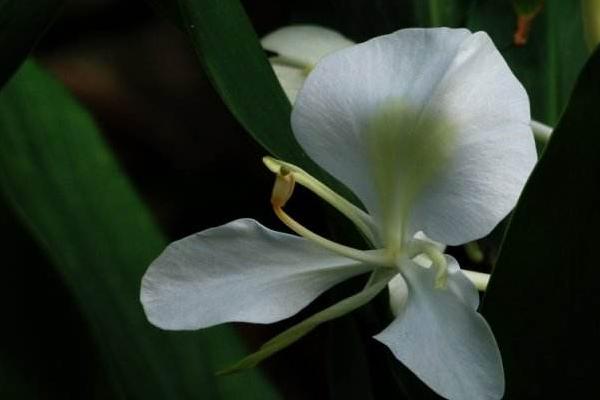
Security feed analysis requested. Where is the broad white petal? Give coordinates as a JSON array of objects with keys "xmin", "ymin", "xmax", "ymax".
[
  {"xmin": 375, "ymin": 260, "xmax": 503, "ymax": 400},
  {"xmin": 407, "ymin": 32, "xmax": 536, "ymax": 245},
  {"xmin": 262, "ymin": 25, "xmax": 354, "ymax": 68},
  {"xmin": 141, "ymin": 219, "xmax": 370, "ymax": 330},
  {"xmin": 291, "ymin": 27, "xmax": 535, "ymax": 247},
  {"xmin": 270, "ymin": 61, "xmax": 305, "ymax": 103}
]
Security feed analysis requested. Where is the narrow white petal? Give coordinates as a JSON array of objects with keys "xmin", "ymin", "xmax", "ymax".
[
  {"xmin": 270, "ymin": 61, "xmax": 305, "ymax": 103},
  {"xmin": 141, "ymin": 219, "xmax": 370, "ymax": 330},
  {"xmin": 262, "ymin": 25, "xmax": 354, "ymax": 68},
  {"xmin": 291, "ymin": 28, "xmax": 536, "ymax": 247},
  {"xmin": 387, "ymin": 274, "xmax": 408, "ymax": 316},
  {"xmin": 445, "ymin": 254, "xmax": 480, "ymax": 310},
  {"xmin": 375, "ymin": 259, "xmax": 503, "ymax": 400}
]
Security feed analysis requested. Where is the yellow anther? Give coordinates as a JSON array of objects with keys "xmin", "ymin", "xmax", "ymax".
[
  {"xmin": 271, "ymin": 168, "xmax": 295, "ymax": 208},
  {"xmin": 267, "ymin": 159, "xmax": 390, "ymax": 267},
  {"xmin": 407, "ymin": 239, "xmax": 448, "ymax": 289},
  {"xmin": 263, "ymin": 156, "xmax": 378, "ymax": 245}
]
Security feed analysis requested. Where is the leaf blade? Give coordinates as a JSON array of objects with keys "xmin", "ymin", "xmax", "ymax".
[
  {"xmin": 0, "ymin": 60, "xmax": 279, "ymax": 400},
  {"xmin": 481, "ymin": 46, "xmax": 600, "ymax": 398}
]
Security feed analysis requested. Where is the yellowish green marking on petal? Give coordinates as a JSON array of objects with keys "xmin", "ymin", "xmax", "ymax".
[{"xmin": 365, "ymin": 98, "xmax": 458, "ymax": 252}]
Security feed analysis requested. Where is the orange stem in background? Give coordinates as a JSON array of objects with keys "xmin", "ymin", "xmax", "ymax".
[{"xmin": 513, "ymin": 3, "xmax": 544, "ymax": 46}]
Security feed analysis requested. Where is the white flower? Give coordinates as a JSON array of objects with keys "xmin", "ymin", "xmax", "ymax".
[{"xmin": 140, "ymin": 27, "xmax": 537, "ymax": 400}]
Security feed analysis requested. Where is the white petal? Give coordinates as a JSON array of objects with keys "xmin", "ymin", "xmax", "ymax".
[
  {"xmin": 388, "ymin": 254, "xmax": 478, "ymax": 316},
  {"xmin": 291, "ymin": 27, "xmax": 536, "ymax": 247},
  {"xmin": 375, "ymin": 259, "xmax": 504, "ymax": 400},
  {"xmin": 407, "ymin": 32, "xmax": 537, "ymax": 245},
  {"xmin": 446, "ymin": 255, "xmax": 480, "ymax": 310},
  {"xmin": 262, "ymin": 25, "xmax": 354, "ymax": 69},
  {"xmin": 387, "ymin": 274, "xmax": 408, "ymax": 316},
  {"xmin": 270, "ymin": 60, "xmax": 305, "ymax": 103},
  {"xmin": 141, "ymin": 219, "xmax": 370, "ymax": 330}
]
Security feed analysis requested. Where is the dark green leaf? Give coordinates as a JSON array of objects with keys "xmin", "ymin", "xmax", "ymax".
[
  {"xmin": 176, "ymin": 0, "xmax": 303, "ymax": 166},
  {"xmin": 290, "ymin": 0, "xmax": 470, "ymax": 41},
  {"xmin": 0, "ymin": 60, "xmax": 279, "ymax": 399},
  {"xmin": 177, "ymin": 0, "xmax": 358, "ymax": 203},
  {"xmin": 481, "ymin": 46, "xmax": 600, "ymax": 398},
  {"xmin": 411, "ymin": 0, "xmax": 471, "ymax": 27},
  {"xmin": 468, "ymin": 0, "xmax": 588, "ymax": 125},
  {"xmin": 0, "ymin": 0, "xmax": 64, "ymax": 88},
  {"xmin": 512, "ymin": 0, "xmax": 543, "ymax": 16}
]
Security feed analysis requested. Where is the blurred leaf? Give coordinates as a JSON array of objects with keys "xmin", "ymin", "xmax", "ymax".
[
  {"xmin": 0, "ymin": 0, "xmax": 63, "ymax": 88},
  {"xmin": 0, "ymin": 195, "xmax": 120, "ymax": 400},
  {"xmin": 177, "ymin": 0, "xmax": 358, "ymax": 203},
  {"xmin": 468, "ymin": 0, "xmax": 588, "ymax": 125},
  {"xmin": 290, "ymin": 0, "xmax": 470, "ymax": 41},
  {"xmin": 411, "ymin": 0, "xmax": 471, "ymax": 27},
  {"xmin": 512, "ymin": 0, "xmax": 544, "ymax": 16},
  {"xmin": 0, "ymin": 360, "xmax": 37, "ymax": 399},
  {"xmin": 326, "ymin": 315, "xmax": 375, "ymax": 400},
  {"xmin": 0, "ymin": 61, "xmax": 279, "ymax": 400},
  {"xmin": 481, "ymin": 46, "xmax": 600, "ymax": 398},
  {"xmin": 290, "ymin": 0, "xmax": 413, "ymax": 41}
]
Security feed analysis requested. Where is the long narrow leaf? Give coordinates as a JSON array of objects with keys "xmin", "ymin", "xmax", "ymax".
[
  {"xmin": 0, "ymin": 61, "xmax": 279, "ymax": 400},
  {"xmin": 481, "ymin": 46, "xmax": 600, "ymax": 399}
]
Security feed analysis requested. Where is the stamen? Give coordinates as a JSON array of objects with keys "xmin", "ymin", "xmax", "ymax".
[
  {"xmin": 264, "ymin": 156, "xmax": 378, "ymax": 244},
  {"xmin": 271, "ymin": 168, "xmax": 295, "ymax": 208},
  {"xmin": 269, "ymin": 170, "xmax": 391, "ymax": 267},
  {"xmin": 408, "ymin": 240, "xmax": 448, "ymax": 288}
]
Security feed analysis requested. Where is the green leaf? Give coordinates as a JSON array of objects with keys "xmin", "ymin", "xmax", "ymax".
[
  {"xmin": 411, "ymin": 0, "xmax": 471, "ymax": 27},
  {"xmin": 0, "ymin": 61, "xmax": 279, "ymax": 400},
  {"xmin": 289, "ymin": 0, "xmax": 470, "ymax": 41},
  {"xmin": 176, "ymin": 0, "xmax": 358, "ymax": 203},
  {"xmin": 0, "ymin": 0, "xmax": 64, "ymax": 88},
  {"xmin": 176, "ymin": 0, "xmax": 303, "ymax": 165},
  {"xmin": 481, "ymin": 46, "xmax": 600, "ymax": 398},
  {"xmin": 468, "ymin": 0, "xmax": 588, "ymax": 125},
  {"xmin": 512, "ymin": 0, "xmax": 543, "ymax": 16}
]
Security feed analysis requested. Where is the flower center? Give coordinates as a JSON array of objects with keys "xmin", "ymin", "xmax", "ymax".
[
  {"xmin": 266, "ymin": 157, "xmax": 446, "ymax": 279},
  {"xmin": 264, "ymin": 156, "xmax": 490, "ymax": 291},
  {"xmin": 364, "ymin": 99, "xmax": 457, "ymax": 252}
]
